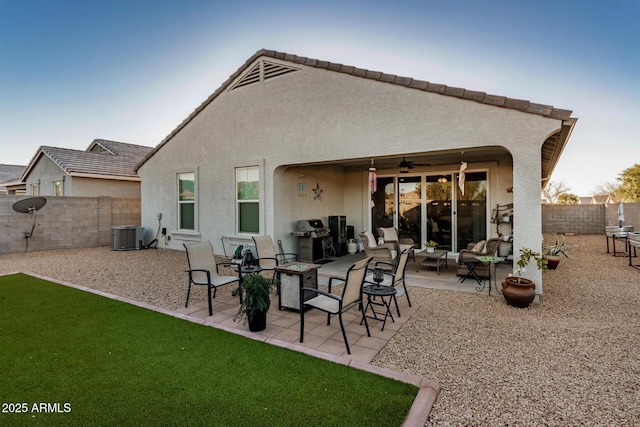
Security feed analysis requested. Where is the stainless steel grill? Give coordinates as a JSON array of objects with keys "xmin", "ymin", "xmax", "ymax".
[{"xmin": 292, "ymin": 219, "xmax": 329, "ymax": 262}]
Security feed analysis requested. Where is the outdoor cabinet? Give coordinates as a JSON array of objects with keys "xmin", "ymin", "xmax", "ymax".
[{"xmin": 275, "ymin": 263, "xmax": 321, "ymax": 310}]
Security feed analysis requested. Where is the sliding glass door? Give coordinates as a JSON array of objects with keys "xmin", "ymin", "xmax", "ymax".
[
  {"xmin": 455, "ymin": 171, "xmax": 487, "ymax": 251},
  {"xmin": 398, "ymin": 176, "xmax": 421, "ymax": 247},
  {"xmin": 371, "ymin": 171, "xmax": 487, "ymax": 252},
  {"xmin": 426, "ymin": 175, "xmax": 452, "ymax": 250}
]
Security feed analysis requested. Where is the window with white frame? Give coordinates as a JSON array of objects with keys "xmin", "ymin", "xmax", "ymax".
[
  {"xmin": 236, "ymin": 166, "xmax": 259, "ymax": 234},
  {"xmin": 31, "ymin": 183, "xmax": 39, "ymax": 195},
  {"xmin": 53, "ymin": 181, "xmax": 63, "ymax": 196},
  {"xmin": 178, "ymin": 172, "xmax": 195, "ymax": 230}
]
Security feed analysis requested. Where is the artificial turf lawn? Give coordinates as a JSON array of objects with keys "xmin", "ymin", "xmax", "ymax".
[{"xmin": 0, "ymin": 273, "xmax": 417, "ymax": 426}]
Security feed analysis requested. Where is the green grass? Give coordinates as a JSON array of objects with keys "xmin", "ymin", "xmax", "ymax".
[{"xmin": 0, "ymin": 274, "xmax": 417, "ymax": 426}]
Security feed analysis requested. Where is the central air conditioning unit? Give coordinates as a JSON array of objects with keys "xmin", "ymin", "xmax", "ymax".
[{"xmin": 111, "ymin": 226, "xmax": 145, "ymax": 251}]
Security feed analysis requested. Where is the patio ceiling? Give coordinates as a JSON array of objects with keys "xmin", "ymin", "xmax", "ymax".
[
  {"xmin": 285, "ymin": 146, "xmax": 510, "ymax": 174},
  {"xmin": 284, "ymin": 123, "xmax": 575, "ymax": 187}
]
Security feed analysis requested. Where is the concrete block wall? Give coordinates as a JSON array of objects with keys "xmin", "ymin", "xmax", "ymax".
[
  {"xmin": 605, "ymin": 201, "xmax": 640, "ymax": 227},
  {"xmin": 1, "ymin": 196, "xmax": 141, "ymax": 254},
  {"xmin": 542, "ymin": 204, "xmax": 604, "ymax": 234},
  {"xmin": 542, "ymin": 202, "xmax": 640, "ymax": 234}
]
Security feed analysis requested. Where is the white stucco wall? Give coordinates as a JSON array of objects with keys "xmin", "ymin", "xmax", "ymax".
[{"xmin": 138, "ymin": 56, "xmax": 563, "ymax": 291}]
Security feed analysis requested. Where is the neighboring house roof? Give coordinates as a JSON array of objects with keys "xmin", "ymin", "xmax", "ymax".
[
  {"xmin": 21, "ymin": 139, "xmax": 154, "ymax": 182},
  {"xmin": 0, "ymin": 164, "xmax": 27, "ymax": 193},
  {"xmin": 0, "ymin": 164, "xmax": 26, "ymax": 184},
  {"xmin": 137, "ymin": 48, "xmax": 577, "ymax": 179},
  {"xmin": 591, "ymin": 194, "xmax": 615, "ymax": 205},
  {"xmin": 578, "ymin": 197, "xmax": 592, "ymax": 205}
]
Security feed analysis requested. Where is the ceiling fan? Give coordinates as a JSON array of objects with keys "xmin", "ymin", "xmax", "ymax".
[{"xmin": 398, "ymin": 157, "xmax": 428, "ymax": 173}]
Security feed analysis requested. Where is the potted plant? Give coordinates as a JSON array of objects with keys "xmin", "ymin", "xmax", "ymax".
[
  {"xmin": 543, "ymin": 234, "xmax": 576, "ymax": 270},
  {"xmin": 232, "ymin": 273, "xmax": 276, "ymax": 332},
  {"xmin": 502, "ymin": 247, "xmax": 547, "ymax": 308},
  {"xmin": 424, "ymin": 240, "xmax": 437, "ymax": 253}
]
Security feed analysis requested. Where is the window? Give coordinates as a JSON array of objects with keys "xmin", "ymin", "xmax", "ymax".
[
  {"xmin": 31, "ymin": 184, "xmax": 39, "ymax": 195},
  {"xmin": 178, "ymin": 172, "xmax": 195, "ymax": 230},
  {"xmin": 236, "ymin": 166, "xmax": 259, "ymax": 233},
  {"xmin": 53, "ymin": 181, "xmax": 63, "ymax": 196}
]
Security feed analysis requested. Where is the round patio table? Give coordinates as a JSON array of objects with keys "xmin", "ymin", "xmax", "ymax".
[{"xmin": 362, "ymin": 284, "xmax": 397, "ymax": 331}]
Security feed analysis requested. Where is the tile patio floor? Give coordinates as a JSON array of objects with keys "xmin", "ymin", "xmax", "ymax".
[{"xmin": 174, "ymin": 252, "xmax": 512, "ymax": 364}]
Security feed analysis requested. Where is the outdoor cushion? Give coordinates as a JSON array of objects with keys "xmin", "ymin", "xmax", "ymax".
[
  {"xmin": 364, "ymin": 231, "xmax": 377, "ymax": 247},
  {"xmin": 471, "ymin": 240, "xmax": 486, "ymax": 253},
  {"xmin": 379, "ymin": 227, "xmax": 399, "ymax": 242}
]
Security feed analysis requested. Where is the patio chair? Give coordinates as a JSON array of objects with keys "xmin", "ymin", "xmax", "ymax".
[
  {"xmin": 456, "ymin": 238, "xmax": 501, "ymax": 278},
  {"xmin": 377, "ymin": 227, "xmax": 416, "ymax": 262},
  {"xmin": 183, "ymin": 241, "xmax": 240, "ymax": 316},
  {"xmin": 300, "ymin": 256, "xmax": 373, "ymax": 354},
  {"xmin": 369, "ymin": 246, "xmax": 414, "ymax": 317},
  {"xmin": 252, "ymin": 235, "xmax": 297, "ymax": 280},
  {"xmin": 359, "ymin": 231, "xmax": 397, "ymax": 268}
]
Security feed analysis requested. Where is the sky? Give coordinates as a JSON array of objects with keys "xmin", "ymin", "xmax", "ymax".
[{"xmin": 1, "ymin": 0, "xmax": 638, "ymax": 196}]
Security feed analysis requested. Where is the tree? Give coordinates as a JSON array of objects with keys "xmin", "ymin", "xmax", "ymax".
[
  {"xmin": 542, "ymin": 180, "xmax": 571, "ymax": 204},
  {"xmin": 557, "ymin": 193, "xmax": 579, "ymax": 204},
  {"xmin": 615, "ymin": 164, "xmax": 640, "ymax": 202}
]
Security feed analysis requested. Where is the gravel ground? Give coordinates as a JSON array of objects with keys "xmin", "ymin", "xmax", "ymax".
[{"xmin": 1, "ymin": 234, "xmax": 639, "ymax": 425}]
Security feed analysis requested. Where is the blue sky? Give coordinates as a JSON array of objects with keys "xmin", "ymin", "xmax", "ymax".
[{"xmin": 1, "ymin": 0, "xmax": 638, "ymax": 196}]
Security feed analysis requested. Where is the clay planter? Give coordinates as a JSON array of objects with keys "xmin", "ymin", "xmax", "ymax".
[
  {"xmin": 544, "ymin": 255, "xmax": 560, "ymax": 270},
  {"xmin": 502, "ymin": 277, "xmax": 536, "ymax": 308}
]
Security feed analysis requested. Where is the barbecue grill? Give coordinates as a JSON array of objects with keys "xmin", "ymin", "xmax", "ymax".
[{"xmin": 292, "ymin": 219, "xmax": 329, "ymax": 262}]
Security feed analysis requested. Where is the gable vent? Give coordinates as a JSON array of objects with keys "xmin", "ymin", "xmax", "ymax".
[{"xmin": 230, "ymin": 60, "xmax": 299, "ymax": 91}]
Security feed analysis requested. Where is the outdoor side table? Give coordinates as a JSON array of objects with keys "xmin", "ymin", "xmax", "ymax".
[
  {"xmin": 362, "ymin": 284, "xmax": 397, "ymax": 331},
  {"xmin": 475, "ymin": 256, "xmax": 505, "ymax": 295},
  {"xmin": 275, "ymin": 262, "xmax": 321, "ymax": 311},
  {"xmin": 459, "ymin": 259, "xmax": 483, "ymax": 287}
]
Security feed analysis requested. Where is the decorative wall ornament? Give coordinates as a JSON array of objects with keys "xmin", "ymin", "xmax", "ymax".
[
  {"xmin": 298, "ymin": 175, "xmax": 306, "ymax": 199},
  {"xmin": 313, "ymin": 182, "xmax": 323, "ymax": 201}
]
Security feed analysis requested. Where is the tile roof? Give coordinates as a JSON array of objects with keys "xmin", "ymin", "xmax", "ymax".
[
  {"xmin": 22, "ymin": 139, "xmax": 153, "ymax": 181},
  {"xmin": 137, "ymin": 48, "xmax": 576, "ymax": 170},
  {"xmin": 0, "ymin": 164, "xmax": 26, "ymax": 184}
]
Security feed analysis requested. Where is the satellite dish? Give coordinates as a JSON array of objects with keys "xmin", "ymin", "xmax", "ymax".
[
  {"xmin": 12, "ymin": 197, "xmax": 47, "ymax": 214},
  {"xmin": 12, "ymin": 197, "xmax": 47, "ymax": 251}
]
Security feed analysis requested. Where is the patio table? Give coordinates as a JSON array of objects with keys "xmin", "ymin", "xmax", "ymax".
[
  {"xmin": 416, "ymin": 249, "xmax": 448, "ymax": 274},
  {"xmin": 362, "ymin": 284, "xmax": 397, "ymax": 331}
]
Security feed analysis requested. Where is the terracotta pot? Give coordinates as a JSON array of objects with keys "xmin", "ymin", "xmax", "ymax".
[
  {"xmin": 502, "ymin": 277, "xmax": 536, "ymax": 308},
  {"xmin": 544, "ymin": 255, "xmax": 560, "ymax": 270}
]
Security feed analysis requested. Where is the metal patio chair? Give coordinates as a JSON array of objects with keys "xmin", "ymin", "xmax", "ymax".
[{"xmin": 183, "ymin": 241, "xmax": 239, "ymax": 316}]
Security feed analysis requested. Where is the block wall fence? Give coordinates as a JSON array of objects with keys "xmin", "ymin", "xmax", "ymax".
[
  {"xmin": 1, "ymin": 196, "xmax": 639, "ymax": 255},
  {"xmin": 542, "ymin": 202, "xmax": 640, "ymax": 234},
  {"xmin": 1, "ymin": 196, "xmax": 140, "ymax": 254}
]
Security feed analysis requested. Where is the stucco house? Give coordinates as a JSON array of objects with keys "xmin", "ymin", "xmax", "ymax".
[
  {"xmin": 21, "ymin": 139, "xmax": 153, "ymax": 198},
  {"xmin": 136, "ymin": 49, "xmax": 577, "ymax": 294}
]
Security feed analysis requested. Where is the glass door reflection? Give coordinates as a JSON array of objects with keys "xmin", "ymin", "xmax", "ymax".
[
  {"xmin": 398, "ymin": 176, "xmax": 422, "ymax": 247},
  {"xmin": 426, "ymin": 175, "xmax": 452, "ymax": 251}
]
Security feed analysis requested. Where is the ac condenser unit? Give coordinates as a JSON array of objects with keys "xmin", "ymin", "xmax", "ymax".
[{"xmin": 111, "ymin": 226, "xmax": 145, "ymax": 251}]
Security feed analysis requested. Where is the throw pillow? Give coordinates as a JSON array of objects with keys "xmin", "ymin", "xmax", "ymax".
[{"xmin": 471, "ymin": 240, "xmax": 486, "ymax": 253}]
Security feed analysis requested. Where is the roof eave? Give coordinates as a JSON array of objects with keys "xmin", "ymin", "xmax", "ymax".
[{"xmin": 68, "ymin": 172, "xmax": 141, "ymax": 181}]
